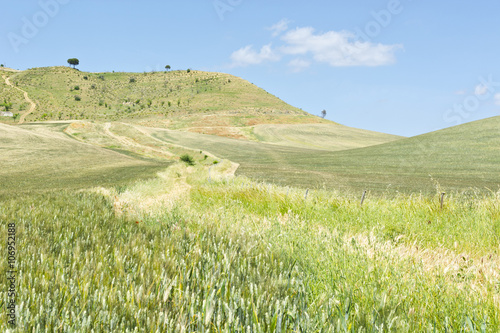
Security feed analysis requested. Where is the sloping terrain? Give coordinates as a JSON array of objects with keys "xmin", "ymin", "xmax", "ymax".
[
  {"xmin": 251, "ymin": 123, "xmax": 401, "ymax": 151},
  {"xmin": 0, "ymin": 122, "xmax": 170, "ymax": 196},
  {"xmin": 1, "ymin": 66, "xmax": 317, "ymax": 126},
  {"xmin": 0, "ymin": 66, "xmax": 402, "ymax": 148},
  {"xmin": 144, "ymin": 116, "xmax": 500, "ymax": 193}
]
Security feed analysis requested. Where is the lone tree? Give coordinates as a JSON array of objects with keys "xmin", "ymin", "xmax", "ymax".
[
  {"xmin": 321, "ymin": 109, "xmax": 327, "ymax": 118},
  {"xmin": 1, "ymin": 99, "xmax": 13, "ymax": 112},
  {"xmin": 67, "ymin": 58, "xmax": 79, "ymax": 69},
  {"xmin": 165, "ymin": 65, "xmax": 171, "ymax": 71}
]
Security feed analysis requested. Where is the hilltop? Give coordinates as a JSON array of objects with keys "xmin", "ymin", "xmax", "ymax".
[{"xmin": 0, "ymin": 66, "xmax": 322, "ymax": 129}]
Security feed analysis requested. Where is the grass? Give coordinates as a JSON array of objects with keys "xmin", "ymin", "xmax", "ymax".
[
  {"xmin": 1, "ymin": 65, "xmax": 499, "ymax": 331},
  {"xmin": 1, "ymin": 66, "xmax": 315, "ymax": 126},
  {"xmin": 251, "ymin": 123, "xmax": 402, "ymax": 151},
  {"xmin": 146, "ymin": 116, "xmax": 500, "ymax": 193},
  {"xmin": 0, "ymin": 122, "xmax": 170, "ymax": 197},
  {"xmin": 0, "ymin": 163, "xmax": 498, "ymax": 331}
]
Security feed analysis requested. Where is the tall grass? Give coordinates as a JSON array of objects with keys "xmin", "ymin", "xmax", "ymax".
[{"xmin": 0, "ymin": 167, "xmax": 498, "ymax": 331}]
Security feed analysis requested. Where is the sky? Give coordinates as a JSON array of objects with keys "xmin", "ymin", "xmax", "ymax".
[{"xmin": 1, "ymin": 0, "xmax": 500, "ymax": 136}]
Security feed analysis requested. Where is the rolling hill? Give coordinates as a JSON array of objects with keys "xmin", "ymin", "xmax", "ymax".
[
  {"xmin": 0, "ymin": 66, "xmax": 320, "ymax": 127},
  {"xmin": 0, "ymin": 122, "xmax": 170, "ymax": 196},
  {"xmin": 143, "ymin": 116, "xmax": 500, "ymax": 193},
  {"xmin": 2, "ymin": 66, "xmax": 498, "ymax": 194}
]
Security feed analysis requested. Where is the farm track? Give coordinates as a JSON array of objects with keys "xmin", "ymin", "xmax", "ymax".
[
  {"xmin": 2, "ymin": 75, "xmax": 36, "ymax": 124},
  {"xmin": 102, "ymin": 122, "xmax": 175, "ymax": 158}
]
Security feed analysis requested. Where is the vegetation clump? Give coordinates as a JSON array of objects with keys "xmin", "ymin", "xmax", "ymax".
[{"xmin": 180, "ymin": 153, "xmax": 195, "ymax": 165}]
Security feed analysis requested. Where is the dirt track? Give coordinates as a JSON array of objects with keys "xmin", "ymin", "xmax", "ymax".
[{"xmin": 2, "ymin": 75, "xmax": 36, "ymax": 124}]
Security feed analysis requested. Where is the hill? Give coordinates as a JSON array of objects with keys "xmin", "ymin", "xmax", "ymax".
[
  {"xmin": 0, "ymin": 122, "xmax": 170, "ymax": 196},
  {"xmin": 0, "ymin": 66, "xmax": 322, "ymax": 128},
  {"xmin": 250, "ymin": 123, "xmax": 401, "ymax": 151},
  {"xmin": 141, "ymin": 116, "xmax": 500, "ymax": 193}
]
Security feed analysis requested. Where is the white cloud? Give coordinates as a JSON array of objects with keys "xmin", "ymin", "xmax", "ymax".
[
  {"xmin": 268, "ymin": 19, "xmax": 290, "ymax": 37},
  {"xmin": 229, "ymin": 24, "xmax": 402, "ymax": 68},
  {"xmin": 475, "ymin": 84, "xmax": 488, "ymax": 96},
  {"xmin": 495, "ymin": 93, "xmax": 500, "ymax": 106},
  {"xmin": 288, "ymin": 58, "xmax": 311, "ymax": 72},
  {"xmin": 230, "ymin": 44, "xmax": 280, "ymax": 67},
  {"xmin": 281, "ymin": 27, "xmax": 402, "ymax": 67}
]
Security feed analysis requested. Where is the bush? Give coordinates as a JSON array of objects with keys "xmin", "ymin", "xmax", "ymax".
[
  {"xmin": 180, "ymin": 154, "xmax": 195, "ymax": 166},
  {"xmin": 83, "ymin": 76, "xmax": 88, "ymax": 80},
  {"xmin": 74, "ymin": 85, "xmax": 80, "ymax": 90},
  {"xmin": 129, "ymin": 77, "xmax": 136, "ymax": 83},
  {"xmin": 74, "ymin": 95, "xmax": 81, "ymax": 101},
  {"xmin": 187, "ymin": 69, "xmax": 191, "ymax": 73}
]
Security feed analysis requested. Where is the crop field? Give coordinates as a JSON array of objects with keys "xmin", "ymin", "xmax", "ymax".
[
  {"xmin": 251, "ymin": 123, "xmax": 402, "ymax": 151},
  {"xmin": 0, "ymin": 122, "xmax": 170, "ymax": 197},
  {"xmin": 1, "ymin": 66, "xmax": 499, "ymax": 331},
  {"xmin": 1, "ymin": 160, "xmax": 498, "ymax": 331},
  {"xmin": 145, "ymin": 116, "xmax": 500, "ymax": 193}
]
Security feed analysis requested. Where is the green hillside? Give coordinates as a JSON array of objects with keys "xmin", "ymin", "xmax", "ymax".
[
  {"xmin": 251, "ymin": 123, "xmax": 401, "ymax": 150},
  {"xmin": 144, "ymin": 116, "xmax": 500, "ymax": 193},
  {"xmin": 0, "ymin": 122, "xmax": 170, "ymax": 196},
  {"xmin": 0, "ymin": 66, "xmax": 320, "ymax": 127}
]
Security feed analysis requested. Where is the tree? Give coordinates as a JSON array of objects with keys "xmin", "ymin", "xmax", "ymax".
[
  {"xmin": 165, "ymin": 65, "xmax": 171, "ymax": 71},
  {"xmin": 67, "ymin": 58, "xmax": 79, "ymax": 69},
  {"xmin": 321, "ymin": 109, "xmax": 327, "ymax": 118},
  {"xmin": 1, "ymin": 99, "xmax": 12, "ymax": 112}
]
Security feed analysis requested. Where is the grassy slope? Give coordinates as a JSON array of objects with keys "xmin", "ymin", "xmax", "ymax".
[
  {"xmin": 3, "ymin": 66, "xmax": 316, "ymax": 124},
  {"xmin": 146, "ymin": 116, "xmax": 500, "ymax": 193},
  {"xmin": 0, "ymin": 122, "xmax": 170, "ymax": 196},
  {"xmin": 0, "ymin": 66, "xmax": 400, "ymax": 148},
  {"xmin": 251, "ymin": 123, "xmax": 401, "ymax": 151}
]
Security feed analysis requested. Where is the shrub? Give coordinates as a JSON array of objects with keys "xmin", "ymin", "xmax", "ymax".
[
  {"xmin": 74, "ymin": 85, "xmax": 80, "ymax": 90},
  {"xmin": 187, "ymin": 69, "xmax": 191, "ymax": 73},
  {"xmin": 180, "ymin": 154, "xmax": 195, "ymax": 166},
  {"xmin": 83, "ymin": 76, "xmax": 88, "ymax": 80},
  {"xmin": 74, "ymin": 95, "xmax": 81, "ymax": 101},
  {"xmin": 129, "ymin": 77, "xmax": 136, "ymax": 83}
]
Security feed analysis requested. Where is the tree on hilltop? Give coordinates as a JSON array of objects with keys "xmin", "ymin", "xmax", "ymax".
[
  {"xmin": 165, "ymin": 65, "xmax": 171, "ymax": 71},
  {"xmin": 67, "ymin": 58, "xmax": 80, "ymax": 69},
  {"xmin": 321, "ymin": 110, "xmax": 327, "ymax": 118}
]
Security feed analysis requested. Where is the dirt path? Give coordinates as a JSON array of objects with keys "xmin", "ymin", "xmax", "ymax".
[
  {"xmin": 2, "ymin": 75, "xmax": 36, "ymax": 124},
  {"xmin": 103, "ymin": 122, "xmax": 175, "ymax": 158}
]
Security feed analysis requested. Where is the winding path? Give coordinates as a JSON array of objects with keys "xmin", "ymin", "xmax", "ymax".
[{"xmin": 2, "ymin": 75, "xmax": 36, "ymax": 124}]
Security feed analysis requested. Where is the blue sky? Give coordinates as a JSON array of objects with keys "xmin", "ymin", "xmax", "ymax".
[{"xmin": 1, "ymin": 0, "xmax": 500, "ymax": 136}]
